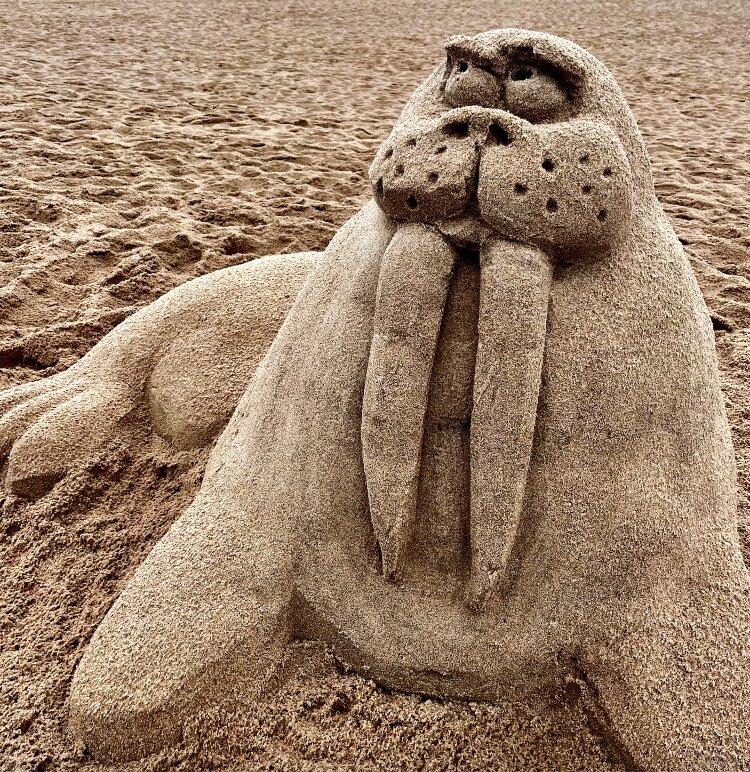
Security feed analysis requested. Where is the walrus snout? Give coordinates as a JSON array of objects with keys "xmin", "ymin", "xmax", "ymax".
[
  {"xmin": 371, "ymin": 97, "xmax": 635, "ymax": 258},
  {"xmin": 370, "ymin": 107, "xmax": 513, "ymax": 225},
  {"xmin": 478, "ymin": 117, "xmax": 635, "ymax": 256}
]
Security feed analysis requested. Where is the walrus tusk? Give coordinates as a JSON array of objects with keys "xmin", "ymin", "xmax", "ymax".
[
  {"xmin": 467, "ymin": 238, "xmax": 553, "ymax": 610},
  {"xmin": 361, "ymin": 224, "xmax": 458, "ymax": 580}
]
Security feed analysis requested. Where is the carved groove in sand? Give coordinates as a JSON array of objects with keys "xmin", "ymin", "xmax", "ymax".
[{"xmin": 1, "ymin": 28, "xmax": 748, "ymax": 771}]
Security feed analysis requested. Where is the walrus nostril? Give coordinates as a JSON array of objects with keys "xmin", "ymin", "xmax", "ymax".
[
  {"xmin": 579, "ymin": 153, "xmax": 590, "ymax": 164},
  {"xmin": 582, "ymin": 184, "xmax": 593, "ymax": 194},
  {"xmin": 514, "ymin": 183, "xmax": 528, "ymax": 195},
  {"xmin": 444, "ymin": 121, "xmax": 470, "ymax": 139},
  {"xmin": 546, "ymin": 198, "xmax": 558, "ymax": 213},
  {"xmin": 602, "ymin": 167, "xmax": 613, "ymax": 177},
  {"xmin": 542, "ymin": 159, "xmax": 555, "ymax": 172},
  {"xmin": 406, "ymin": 137, "xmax": 417, "ymax": 147},
  {"xmin": 406, "ymin": 195, "xmax": 419, "ymax": 209}
]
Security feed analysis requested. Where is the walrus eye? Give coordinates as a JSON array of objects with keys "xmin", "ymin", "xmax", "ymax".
[
  {"xmin": 505, "ymin": 63, "xmax": 572, "ymax": 123},
  {"xmin": 511, "ymin": 67, "xmax": 534, "ymax": 81},
  {"xmin": 443, "ymin": 56, "xmax": 502, "ymax": 109}
]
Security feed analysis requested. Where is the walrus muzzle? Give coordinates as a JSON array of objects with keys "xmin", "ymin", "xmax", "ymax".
[{"xmin": 361, "ymin": 222, "xmax": 552, "ymax": 609}]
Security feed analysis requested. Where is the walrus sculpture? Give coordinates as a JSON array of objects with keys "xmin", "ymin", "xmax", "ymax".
[{"xmin": 1, "ymin": 28, "xmax": 749, "ymax": 770}]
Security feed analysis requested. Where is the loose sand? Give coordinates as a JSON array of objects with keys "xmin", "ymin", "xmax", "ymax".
[{"xmin": 1, "ymin": 0, "xmax": 749, "ymax": 770}]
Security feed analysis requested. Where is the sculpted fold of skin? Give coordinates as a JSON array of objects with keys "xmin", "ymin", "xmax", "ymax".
[{"xmin": 2, "ymin": 28, "xmax": 749, "ymax": 771}]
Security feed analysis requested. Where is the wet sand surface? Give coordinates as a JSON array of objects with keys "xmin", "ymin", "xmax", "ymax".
[{"xmin": 1, "ymin": 0, "xmax": 748, "ymax": 769}]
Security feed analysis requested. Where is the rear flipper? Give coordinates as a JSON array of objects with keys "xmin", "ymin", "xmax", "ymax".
[{"xmin": 0, "ymin": 253, "xmax": 316, "ymax": 500}]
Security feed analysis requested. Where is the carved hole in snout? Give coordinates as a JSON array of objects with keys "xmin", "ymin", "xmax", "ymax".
[
  {"xmin": 597, "ymin": 208, "xmax": 608, "ymax": 222},
  {"xmin": 542, "ymin": 158, "xmax": 555, "ymax": 172},
  {"xmin": 428, "ymin": 172, "xmax": 439, "ymax": 184},
  {"xmin": 406, "ymin": 137, "xmax": 417, "ymax": 147},
  {"xmin": 444, "ymin": 121, "xmax": 470, "ymax": 139},
  {"xmin": 488, "ymin": 123, "xmax": 511, "ymax": 146},
  {"xmin": 602, "ymin": 167, "xmax": 613, "ymax": 177},
  {"xmin": 514, "ymin": 182, "xmax": 528, "ymax": 195},
  {"xmin": 582, "ymin": 184, "xmax": 593, "ymax": 194},
  {"xmin": 407, "ymin": 195, "xmax": 419, "ymax": 209},
  {"xmin": 546, "ymin": 198, "xmax": 558, "ymax": 213}
]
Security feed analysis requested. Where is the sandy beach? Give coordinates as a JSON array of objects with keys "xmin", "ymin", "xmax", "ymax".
[{"xmin": 1, "ymin": 0, "xmax": 749, "ymax": 769}]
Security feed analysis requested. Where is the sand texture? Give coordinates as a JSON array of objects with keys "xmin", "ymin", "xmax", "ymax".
[{"xmin": 1, "ymin": 1, "xmax": 750, "ymax": 770}]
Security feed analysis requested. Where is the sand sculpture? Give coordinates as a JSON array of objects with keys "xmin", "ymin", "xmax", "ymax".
[{"xmin": 1, "ymin": 28, "xmax": 748, "ymax": 770}]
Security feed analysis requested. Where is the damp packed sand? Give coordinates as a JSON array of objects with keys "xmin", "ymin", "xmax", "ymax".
[{"xmin": 1, "ymin": 0, "xmax": 749, "ymax": 770}]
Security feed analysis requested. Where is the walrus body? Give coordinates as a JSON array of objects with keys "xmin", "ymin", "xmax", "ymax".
[{"xmin": 64, "ymin": 29, "xmax": 750, "ymax": 770}]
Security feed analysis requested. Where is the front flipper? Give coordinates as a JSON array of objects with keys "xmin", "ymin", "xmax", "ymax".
[
  {"xmin": 577, "ymin": 567, "xmax": 750, "ymax": 771},
  {"xmin": 67, "ymin": 202, "xmax": 395, "ymax": 763},
  {"xmin": 68, "ymin": 397, "xmax": 297, "ymax": 762}
]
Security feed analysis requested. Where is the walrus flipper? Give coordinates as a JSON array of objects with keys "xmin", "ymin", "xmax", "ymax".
[
  {"xmin": 68, "ymin": 201, "xmax": 397, "ymax": 763},
  {"xmin": 68, "ymin": 421, "xmax": 297, "ymax": 762},
  {"xmin": 581, "ymin": 568, "xmax": 750, "ymax": 771}
]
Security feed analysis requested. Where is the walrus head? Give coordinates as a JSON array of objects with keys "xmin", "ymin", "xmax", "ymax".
[
  {"xmin": 363, "ymin": 30, "xmax": 660, "ymax": 607},
  {"xmin": 370, "ymin": 28, "xmax": 651, "ymax": 258}
]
